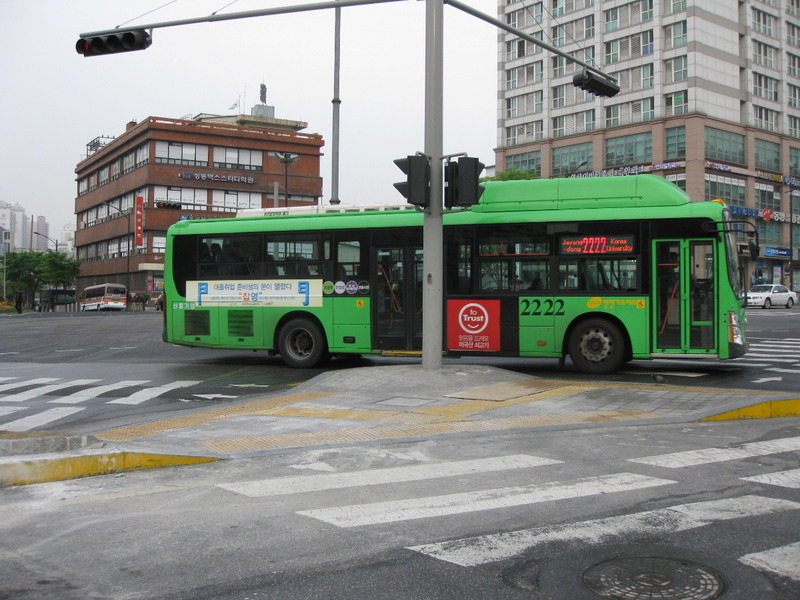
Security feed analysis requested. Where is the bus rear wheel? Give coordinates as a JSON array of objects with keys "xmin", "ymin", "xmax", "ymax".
[
  {"xmin": 278, "ymin": 318, "xmax": 328, "ymax": 368},
  {"xmin": 568, "ymin": 318, "xmax": 625, "ymax": 374}
]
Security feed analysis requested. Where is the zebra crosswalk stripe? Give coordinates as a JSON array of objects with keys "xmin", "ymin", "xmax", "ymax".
[
  {"xmin": 628, "ymin": 436, "xmax": 800, "ymax": 468},
  {"xmin": 0, "ymin": 379, "xmax": 103, "ymax": 403},
  {"xmin": 296, "ymin": 473, "xmax": 675, "ymax": 528},
  {"xmin": 106, "ymin": 380, "xmax": 201, "ymax": 405},
  {"xmin": 408, "ymin": 495, "xmax": 800, "ymax": 567},
  {"xmin": 740, "ymin": 541, "xmax": 800, "ymax": 582},
  {"xmin": 219, "ymin": 455, "xmax": 563, "ymax": 498},
  {"xmin": 1, "ymin": 407, "xmax": 84, "ymax": 432},
  {"xmin": 0, "ymin": 378, "xmax": 60, "ymax": 395},
  {"xmin": 48, "ymin": 380, "xmax": 152, "ymax": 404},
  {"xmin": 742, "ymin": 468, "xmax": 800, "ymax": 489}
]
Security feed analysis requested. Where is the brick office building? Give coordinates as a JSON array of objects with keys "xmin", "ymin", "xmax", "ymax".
[{"xmin": 74, "ymin": 114, "xmax": 324, "ymax": 297}]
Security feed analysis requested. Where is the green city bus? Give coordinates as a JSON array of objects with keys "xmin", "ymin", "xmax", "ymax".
[{"xmin": 162, "ymin": 175, "xmax": 748, "ymax": 374}]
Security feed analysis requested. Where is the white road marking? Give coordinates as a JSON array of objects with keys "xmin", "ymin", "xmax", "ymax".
[
  {"xmin": 409, "ymin": 495, "xmax": 800, "ymax": 567},
  {"xmin": 1, "ymin": 407, "xmax": 84, "ymax": 432},
  {"xmin": 629, "ymin": 437, "xmax": 800, "ymax": 468},
  {"xmin": 219, "ymin": 455, "xmax": 562, "ymax": 498},
  {"xmin": 752, "ymin": 377, "xmax": 783, "ymax": 383},
  {"xmin": 0, "ymin": 406, "xmax": 25, "ymax": 417},
  {"xmin": 740, "ymin": 542, "xmax": 800, "ymax": 581},
  {"xmin": 296, "ymin": 473, "xmax": 675, "ymax": 528},
  {"xmin": 48, "ymin": 380, "xmax": 152, "ymax": 404},
  {"xmin": 0, "ymin": 379, "xmax": 102, "ymax": 403},
  {"xmin": 766, "ymin": 367, "xmax": 800, "ymax": 374},
  {"xmin": 0, "ymin": 378, "xmax": 60, "ymax": 394},
  {"xmin": 742, "ymin": 468, "xmax": 800, "ymax": 489},
  {"xmin": 106, "ymin": 380, "xmax": 201, "ymax": 405}
]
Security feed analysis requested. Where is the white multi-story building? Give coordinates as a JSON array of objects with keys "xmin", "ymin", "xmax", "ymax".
[{"xmin": 495, "ymin": 0, "xmax": 800, "ymax": 286}]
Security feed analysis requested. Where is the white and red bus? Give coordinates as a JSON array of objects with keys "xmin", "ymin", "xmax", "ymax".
[{"xmin": 81, "ymin": 283, "xmax": 128, "ymax": 311}]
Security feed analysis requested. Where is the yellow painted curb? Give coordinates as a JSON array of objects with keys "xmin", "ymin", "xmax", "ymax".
[
  {"xmin": 0, "ymin": 452, "xmax": 218, "ymax": 487},
  {"xmin": 699, "ymin": 398, "xmax": 800, "ymax": 421}
]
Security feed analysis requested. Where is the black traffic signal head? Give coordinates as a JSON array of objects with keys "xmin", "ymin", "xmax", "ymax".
[
  {"xmin": 572, "ymin": 70, "xmax": 620, "ymax": 98},
  {"xmin": 444, "ymin": 156, "xmax": 485, "ymax": 208},
  {"xmin": 76, "ymin": 29, "xmax": 152, "ymax": 57},
  {"xmin": 394, "ymin": 155, "xmax": 430, "ymax": 207}
]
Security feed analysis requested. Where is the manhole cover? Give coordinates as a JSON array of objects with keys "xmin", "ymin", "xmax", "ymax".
[{"xmin": 581, "ymin": 556, "xmax": 726, "ymax": 600}]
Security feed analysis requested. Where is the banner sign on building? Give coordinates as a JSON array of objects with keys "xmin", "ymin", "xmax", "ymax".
[
  {"xmin": 447, "ymin": 300, "xmax": 501, "ymax": 351},
  {"xmin": 135, "ymin": 195, "xmax": 144, "ymax": 247}
]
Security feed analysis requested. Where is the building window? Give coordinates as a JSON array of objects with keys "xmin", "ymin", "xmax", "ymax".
[
  {"xmin": 584, "ymin": 15, "xmax": 595, "ymax": 38},
  {"xmin": 527, "ymin": 90, "xmax": 544, "ymax": 114},
  {"xmin": 789, "ymin": 83, "xmax": 800, "ymax": 108},
  {"xmin": 789, "ymin": 53, "xmax": 800, "ymax": 77},
  {"xmin": 154, "ymin": 186, "xmax": 209, "ymax": 210},
  {"xmin": 552, "ymin": 55, "xmax": 567, "ymax": 78},
  {"xmin": 506, "ymin": 96, "xmax": 519, "ymax": 119},
  {"xmin": 552, "ymin": 84, "xmax": 566, "ymax": 108},
  {"xmin": 666, "ymin": 126, "xmax": 686, "ymax": 159},
  {"xmin": 506, "ymin": 39, "xmax": 525, "ymax": 61},
  {"xmin": 755, "ymin": 139, "xmax": 781, "ymax": 171},
  {"xmin": 791, "ymin": 147, "xmax": 800, "ymax": 175},
  {"xmin": 605, "ymin": 40, "xmax": 620, "ymax": 64},
  {"xmin": 642, "ymin": 0, "xmax": 654, "ymax": 21},
  {"xmin": 605, "ymin": 7, "xmax": 619, "ymax": 32},
  {"xmin": 135, "ymin": 143, "xmax": 149, "ymax": 167},
  {"xmin": 606, "ymin": 132, "xmax": 652, "ymax": 167},
  {"xmin": 753, "ymin": 41, "xmax": 776, "ymax": 68},
  {"xmin": 642, "ymin": 63, "xmax": 654, "ymax": 88},
  {"xmin": 213, "ymin": 147, "xmax": 263, "ymax": 171},
  {"xmin": 665, "ymin": 21, "xmax": 687, "ymax": 49},
  {"xmin": 752, "ymin": 8, "xmax": 775, "ymax": 38},
  {"xmin": 641, "ymin": 97, "xmax": 655, "ymax": 120},
  {"xmin": 606, "ymin": 104, "xmax": 620, "ymax": 128},
  {"xmin": 552, "ymin": 116, "xmax": 566, "ymax": 137},
  {"xmin": 665, "ymin": 90, "xmax": 688, "ymax": 116},
  {"xmin": 155, "ymin": 142, "xmax": 209, "ymax": 167},
  {"xmin": 671, "ymin": 0, "xmax": 686, "ymax": 11},
  {"xmin": 641, "ymin": 30, "xmax": 654, "ymax": 55},
  {"xmin": 705, "ymin": 174, "xmax": 745, "ymax": 205},
  {"xmin": 753, "ymin": 73, "xmax": 779, "ymax": 101},
  {"xmin": 552, "ymin": 143, "xmax": 593, "ymax": 175},
  {"xmin": 666, "ymin": 55, "xmax": 687, "ymax": 82},
  {"xmin": 506, "ymin": 126, "xmax": 518, "ymax": 146},
  {"xmin": 506, "ymin": 151, "xmax": 541, "ymax": 175},
  {"xmin": 788, "ymin": 22, "xmax": 800, "ymax": 48},
  {"xmin": 753, "ymin": 105, "xmax": 777, "ymax": 131},
  {"xmin": 790, "ymin": 115, "xmax": 800, "ymax": 138},
  {"xmin": 553, "ymin": 0, "xmax": 565, "ymax": 18},
  {"xmin": 506, "ymin": 67, "xmax": 520, "ymax": 90},
  {"xmin": 552, "ymin": 24, "xmax": 566, "ymax": 47},
  {"xmin": 211, "ymin": 190, "xmax": 263, "ymax": 211},
  {"xmin": 705, "ymin": 127, "xmax": 745, "ymax": 165}
]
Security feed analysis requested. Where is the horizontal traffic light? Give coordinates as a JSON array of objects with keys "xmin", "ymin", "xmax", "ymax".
[
  {"xmin": 76, "ymin": 29, "xmax": 152, "ymax": 57},
  {"xmin": 572, "ymin": 70, "xmax": 620, "ymax": 98},
  {"xmin": 156, "ymin": 201, "xmax": 181, "ymax": 209}
]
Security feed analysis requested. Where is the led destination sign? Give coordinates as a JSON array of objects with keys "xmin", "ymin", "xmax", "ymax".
[{"xmin": 560, "ymin": 236, "xmax": 636, "ymax": 255}]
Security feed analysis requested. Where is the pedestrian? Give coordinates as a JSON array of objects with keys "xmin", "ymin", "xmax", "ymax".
[
  {"xmin": 139, "ymin": 295, "xmax": 147, "ymax": 312},
  {"xmin": 14, "ymin": 289, "xmax": 23, "ymax": 314}
]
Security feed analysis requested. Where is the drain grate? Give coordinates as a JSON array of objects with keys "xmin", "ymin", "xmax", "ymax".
[{"xmin": 581, "ymin": 556, "xmax": 726, "ymax": 600}]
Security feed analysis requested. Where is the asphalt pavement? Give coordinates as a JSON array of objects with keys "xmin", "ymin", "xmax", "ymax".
[{"xmin": 2, "ymin": 363, "xmax": 800, "ymax": 486}]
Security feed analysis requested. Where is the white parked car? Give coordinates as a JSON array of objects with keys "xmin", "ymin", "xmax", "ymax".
[{"xmin": 746, "ymin": 284, "xmax": 796, "ymax": 309}]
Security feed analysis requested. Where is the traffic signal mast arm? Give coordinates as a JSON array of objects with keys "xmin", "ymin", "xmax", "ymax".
[{"xmin": 444, "ymin": 0, "xmax": 619, "ymax": 97}]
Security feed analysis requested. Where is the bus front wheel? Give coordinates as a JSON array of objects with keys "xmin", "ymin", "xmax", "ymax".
[
  {"xmin": 568, "ymin": 318, "xmax": 625, "ymax": 374},
  {"xmin": 278, "ymin": 318, "xmax": 328, "ymax": 368}
]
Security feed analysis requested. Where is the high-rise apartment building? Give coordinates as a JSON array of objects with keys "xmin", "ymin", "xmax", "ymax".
[
  {"xmin": 74, "ymin": 113, "xmax": 324, "ymax": 296},
  {"xmin": 495, "ymin": 0, "xmax": 800, "ymax": 287}
]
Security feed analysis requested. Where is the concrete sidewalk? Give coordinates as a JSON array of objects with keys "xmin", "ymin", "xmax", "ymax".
[{"xmin": 2, "ymin": 364, "xmax": 800, "ymax": 485}]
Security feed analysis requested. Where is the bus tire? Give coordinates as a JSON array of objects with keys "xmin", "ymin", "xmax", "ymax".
[
  {"xmin": 278, "ymin": 318, "xmax": 328, "ymax": 368},
  {"xmin": 568, "ymin": 318, "xmax": 625, "ymax": 374}
]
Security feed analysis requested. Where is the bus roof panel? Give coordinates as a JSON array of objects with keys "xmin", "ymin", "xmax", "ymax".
[{"xmin": 477, "ymin": 174, "xmax": 690, "ymax": 212}]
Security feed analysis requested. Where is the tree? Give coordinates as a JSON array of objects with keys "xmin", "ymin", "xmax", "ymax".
[{"xmin": 4, "ymin": 251, "xmax": 81, "ymax": 305}]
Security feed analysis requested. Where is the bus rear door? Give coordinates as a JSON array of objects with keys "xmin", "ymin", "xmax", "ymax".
[{"xmin": 374, "ymin": 246, "xmax": 424, "ymax": 351}]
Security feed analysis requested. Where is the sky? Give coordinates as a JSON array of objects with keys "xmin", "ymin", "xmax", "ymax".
[{"xmin": 1, "ymin": 0, "xmax": 499, "ymax": 237}]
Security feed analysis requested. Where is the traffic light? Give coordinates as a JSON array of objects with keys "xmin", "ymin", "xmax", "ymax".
[
  {"xmin": 393, "ymin": 155, "xmax": 430, "ymax": 207},
  {"xmin": 76, "ymin": 29, "xmax": 152, "ymax": 57},
  {"xmin": 156, "ymin": 201, "xmax": 181, "ymax": 209},
  {"xmin": 444, "ymin": 156, "xmax": 485, "ymax": 208},
  {"xmin": 572, "ymin": 70, "xmax": 620, "ymax": 98}
]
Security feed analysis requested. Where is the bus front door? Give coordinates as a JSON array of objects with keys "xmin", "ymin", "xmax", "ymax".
[
  {"xmin": 374, "ymin": 246, "xmax": 424, "ymax": 351},
  {"xmin": 653, "ymin": 239, "xmax": 716, "ymax": 355}
]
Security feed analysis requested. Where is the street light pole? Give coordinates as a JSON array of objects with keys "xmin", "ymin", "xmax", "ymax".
[
  {"xmin": 277, "ymin": 152, "xmax": 298, "ymax": 207},
  {"xmin": 33, "ymin": 231, "xmax": 59, "ymax": 253}
]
